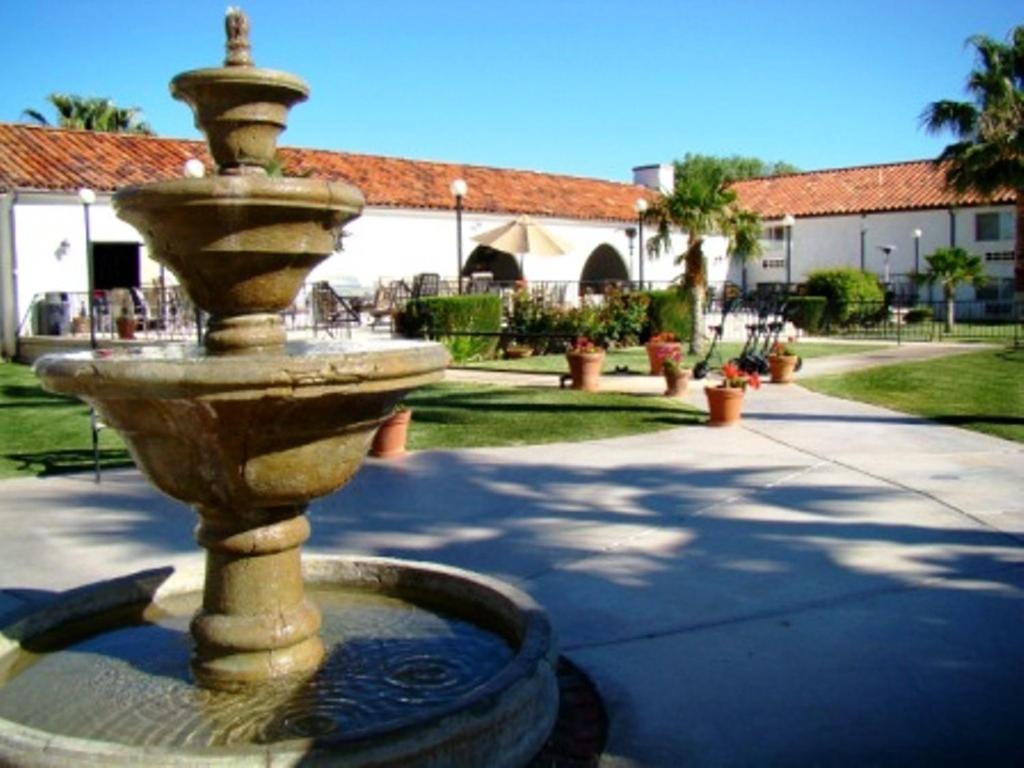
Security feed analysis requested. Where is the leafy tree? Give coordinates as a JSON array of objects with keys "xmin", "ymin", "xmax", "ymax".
[
  {"xmin": 644, "ymin": 159, "xmax": 762, "ymax": 353},
  {"xmin": 676, "ymin": 153, "xmax": 800, "ymax": 183},
  {"xmin": 22, "ymin": 93, "xmax": 153, "ymax": 135},
  {"xmin": 917, "ymin": 247, "xmax": 987, "ymax": 331},
  {"xmin": 921, "ymin": 25, "xmax": 1023, "ymax": 307}
]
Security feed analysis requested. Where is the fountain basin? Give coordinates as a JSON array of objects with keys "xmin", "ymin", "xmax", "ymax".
[
  {"xmin": 34, "ymin": 340, "xmax": 444, "ymax": 508},
  {"xmin": 0, "ymin": 556, "xmax": 560, "ymax": 767},
  {"xmin": 114, "ymin": 175, "xmax": 365, "ymax": 317}
]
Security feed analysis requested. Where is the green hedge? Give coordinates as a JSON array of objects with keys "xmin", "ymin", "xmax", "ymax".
[
  {"xmin": 904, "ymin": 306, "xmax": 933, "ymax": 324},
  {"xmin": 786, "ymin": 296, "xmax": 827, "ymax": 333},
  {"xmin": 396, "ymin": 295, "xmax": 501, "ymax": 362},
  {"xmin": 641, "ymin": 289, "xmax": 692, "ymax": 343},
  {"xmin": 804, "ymin": 268, "xmax": 884, "ymax": 326}
]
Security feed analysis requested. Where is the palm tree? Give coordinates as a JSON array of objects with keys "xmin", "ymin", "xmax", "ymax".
[
  {"xmin": 921, "ymin": 25, "xmax": 1023, "ymax": 308},
  {"xmin": 917, "ymin": 247, "xmax": 987, "ymax": 331},
  {"xmin": 22, "ymin": 93, "xmax": 154, "ymax": 135},
  {"xmin": 643, "ymin": 160, "xmax": 762, "ymax": 353}
]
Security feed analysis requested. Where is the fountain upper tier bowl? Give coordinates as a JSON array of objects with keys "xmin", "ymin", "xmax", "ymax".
[
  {"xmin": 34, "ymin": 340, "xmax": 446, "ymax": 509},
  {"xmin": 114, "ymin": 175, "xmax": 365, "ymax": 317}
]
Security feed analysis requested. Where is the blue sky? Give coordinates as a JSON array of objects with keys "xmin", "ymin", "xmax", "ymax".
[{"xmin": 2, "ymin": 1, "xmax": 1021, "ymax": 181}]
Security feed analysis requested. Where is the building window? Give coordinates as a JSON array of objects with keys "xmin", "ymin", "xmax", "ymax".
[
  {"xmin": 762, "ymin": 226, "xmax": 785, "ymax": 242},
  {"xmin": 984, "ymin": 250, "xmax": 1014, "ymax": 262},
  {"xmin": 762, "ymin": 257, "xmax": 785, "ymax": 269},
  {"xmin": 975, "ymin": 212, "xmax": 1014, "ymax": 241}
]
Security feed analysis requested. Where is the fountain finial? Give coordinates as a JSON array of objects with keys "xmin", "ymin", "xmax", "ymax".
[{"xmin": 224, "ymin": 7, "xmax": 253, "ymax": 66}]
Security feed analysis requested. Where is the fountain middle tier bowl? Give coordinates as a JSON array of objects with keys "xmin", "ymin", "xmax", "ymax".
[
  {"xmin": 34, "ymin": 339, "xmax": 447, "ymax": 509},
  {"xmin": 114, "ymin": 175, "xmax": 365, "ymax": 316}
]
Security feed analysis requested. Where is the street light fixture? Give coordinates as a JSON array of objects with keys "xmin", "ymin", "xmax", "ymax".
[
  {"xmin": 635, "ymin": 198, "xmax": 648, "ymax": 288},
  {"xmin": 912, "ymin": 228, "xmax": 922, "ymax": 276},
  {"xmin": 860, "ymin": 218, "xmax": 868, "ymax": 271},
  {"xmin": 78, "ymin": 188, "xmax": 97, "ymax": 349},
  {"xmin": 782, "ymin": 214, "xmax": 795, "ymax": 289},
  {"xmin": 451, "ymin": 179, "xmax": 468, "ymax": 294}
]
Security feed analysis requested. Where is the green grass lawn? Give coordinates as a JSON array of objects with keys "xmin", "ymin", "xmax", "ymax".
[
  {"xmin": 802, "ymin": 346, "xmax": 1024, "ymax": 443},
  {"xmin": 0, "ymin": 363, "xmax": 700, "ymax": 479},
  {"xmin": 0, "ymin": 362, "xmax": 131, "ymax": 479},
  {"xmin": 462, "ymin": 341, "xmax": 891, "ymax": 374},
  {"xmin": 406, "ymin": 382, "xmax": 700, "ymax": 449}
]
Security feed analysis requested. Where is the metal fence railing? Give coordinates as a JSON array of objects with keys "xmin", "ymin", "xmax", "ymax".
[{"xmin": 814, "ymin": 299, "xmax": 1021, "ymax": 345}]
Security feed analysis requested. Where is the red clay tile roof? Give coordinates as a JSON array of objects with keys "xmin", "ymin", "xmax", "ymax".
[
  {"xmin": 0, "ymin": 123, "xmax": 647, "ymax": 222},
  {"xmin": 732, "ymin": 159, "xmax": 1015, "ymax": 219}
]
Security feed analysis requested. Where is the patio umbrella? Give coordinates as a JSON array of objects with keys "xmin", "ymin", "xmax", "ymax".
[{"xmin": 471, "ymin": 215, "xmax": 570, "ymax": 276}]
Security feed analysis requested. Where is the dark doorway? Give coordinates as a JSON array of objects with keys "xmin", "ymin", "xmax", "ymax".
[
  {"xmin": 580, "ymin": 244, "xmax": 628, "ymax": 287},
  {"xmin": 462, "ymin": 245, "xmax": 522, "ymax": 282},
  {"xmin": 92, "ymin": 242, "xmax": 141, "ymax": 290}
]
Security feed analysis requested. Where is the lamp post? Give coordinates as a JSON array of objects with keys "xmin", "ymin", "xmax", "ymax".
[
  {"xmin": 451, "ymin": 179, "xmax": 467, "ymax": 294},
  {"xmin": 860, "ymin": 219, "xmax": 868, "ymax": 271},
  {"xmin": 635, "ymin": 198, "xmax": 648, "ymax": 289},
  {"xmin": 78, "ymin": 188, "xmax": 97, "ymax": 349},
  {"xmin": 184, "ymin": 159, "xmax": 207, "ymax": 342},
  {"xmin": 912, "ymin": 228, "xmax": 922, "ymax": 276},
  {"xmin": 782, "ymin": 213, "xmax": 795, "ymax": 290}
]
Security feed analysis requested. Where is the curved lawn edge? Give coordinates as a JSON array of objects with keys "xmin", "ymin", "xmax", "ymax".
[{"xmin": 405, "ymin": 382, "xmax": 702, "ymax": 451}]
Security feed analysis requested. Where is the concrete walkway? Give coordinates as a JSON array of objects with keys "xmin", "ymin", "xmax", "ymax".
[{"xmin": 2, "ymin": 342, "xmax": 1022, "ymax": 766}]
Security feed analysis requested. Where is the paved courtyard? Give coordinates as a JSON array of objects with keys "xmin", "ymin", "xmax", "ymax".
[{"xmin": 1, "ymin": 343, "xmax": 1022, "ymax": 765}]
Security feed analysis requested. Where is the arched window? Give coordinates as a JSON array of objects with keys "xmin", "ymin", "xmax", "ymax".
[
  {"xmin": 462, "ymin": 245, "xmax": 523, "ymax": 282},
  {"xmin": 580, "ymin": 244, "xmax": 628, "ymax": 292}
]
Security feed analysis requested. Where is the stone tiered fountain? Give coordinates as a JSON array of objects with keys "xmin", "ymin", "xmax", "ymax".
[{"xmin": 0, "ymin": 10, "xmax": 557, "ymax": 766}]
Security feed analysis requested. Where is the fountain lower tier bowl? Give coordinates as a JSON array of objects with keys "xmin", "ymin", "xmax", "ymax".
[
  {"xmin": 34, "ymin": 339, "xmax": 446, "ymax": 509},
  {"xmin": 0, "ymin": 556, "xmax": 560, "ymax": 767},
  {"xmin": 114, "ymin": 175, "xmax": 365, "ymax": 317}
]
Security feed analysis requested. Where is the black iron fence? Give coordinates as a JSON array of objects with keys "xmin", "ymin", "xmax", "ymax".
[{"xmin": 811, "ymin": 299, "xmax": 1020, "ymax": 344}]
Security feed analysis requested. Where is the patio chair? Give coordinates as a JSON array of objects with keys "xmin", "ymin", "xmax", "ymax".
[
  {"xmin": 411, "ymin": 272, "xmax": 440, "ymax": 299},
  {"xmin": 312, "ymin": 281, "xmax": 361, "ymax": 337}
]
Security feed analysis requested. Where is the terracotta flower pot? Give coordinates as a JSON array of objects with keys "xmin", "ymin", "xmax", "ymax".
[
  {"xmin": 370, "ymin": 409, "xmax": 412, "ymax": 458},
  {"xmin": 663, "ymin": 367, "xmax": 691, "ymax": 397},
  {"xmin": 769, "ymin": 354, "xmax": 798, "ymax": 384},
  {"xmin": 505, "ymin": 345, "xmax": 533, "ymax": 360},
  {"xmin": 704, "ymin": 386, "xmax": 745, "ymax": 426},
  {"xmin": 566, "ymin": 350, "xmax": 605, "ymax": 392},
  {"xmin": 115, "ymin": 315, "xmax": 136, "ymax": 340},
  {"xmin": 646, "ymin": 341, "xmax": 683, "ymax": 375}
]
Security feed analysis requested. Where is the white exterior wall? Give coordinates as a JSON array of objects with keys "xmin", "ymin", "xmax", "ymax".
[
  {"xmin": 6, "ymin": 192, "xmax": 1013, "ymax": 342},
  {"xmin": 7, "ymin": 195, "xmax": 688, "ymax": 335},
  {"xmin": 11, "ymin": 194, "xmax": 155, "ymax": 330},
  {"xmin": 746, "ymin": 204, "xmax": 1015, "ymax": 299},
  {"xmin": 309, "ymin": 207, "xmax": 682, "ymax": 291}
]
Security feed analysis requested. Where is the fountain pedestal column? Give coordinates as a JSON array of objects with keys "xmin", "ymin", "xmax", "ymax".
[{"xmin": 191, "ymin": 505, "xmax": 323, "ymax": 687}]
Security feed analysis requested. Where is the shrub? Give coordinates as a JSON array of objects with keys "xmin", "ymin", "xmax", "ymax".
[
  {"xmin": 786, "ymin": 296, "xmax": 827, "ymax": 333},
  {"xmin": 591, "ymin": 288, "xmax": 649, "ymax": 347},
  {"xmin": 503, "ymin": 288, "xmax": 650, "ymax": 352},
  {"xmin": 804, "ymin": 268, "xmax": 884, "ymax": 326},
  {"xmin": 904, "ymin": 306, "xmax": 933, "ymax": 324},
  {"xmin": 642, "ymin": 289, "xmax": 692, "ymax": 343},
  {"xmin": 396, "ymin": 295, "xmax": 501, "ymax": 362}
]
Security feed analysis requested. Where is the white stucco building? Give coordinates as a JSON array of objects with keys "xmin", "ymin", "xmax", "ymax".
[{"xmin": 0, "ymin": 123, "xmax": 1017, "ymax": 359}]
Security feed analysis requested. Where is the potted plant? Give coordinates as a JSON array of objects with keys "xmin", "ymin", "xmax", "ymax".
[
  {"xmin": 565, "ymin": 336, "xmax": 605, "ymax": 392},
  {"xmin": 768, "ymin": 341, "xmax": 800, "ymax": 384},
  {"xmin": 505, "ymin": 341, "xmax": 534, "ymax": 359},
  {"xmin": 115, "ymin": 310, "xmax": 136, "ymax": 340},
  {"xmin": 645, "ymin": 331, "xmax": 682, "ymax": 375},
  {"xmin": 661, "ymin": 351, "xmax": 691, "ymax": 397},
  {"xmin": 705, "ymin": 362, "xmax": 760, "ymax": 426},
  {"xmin": 370, "ymin": 406, "xmax": 412, "ymax": 458},
  {"xmin": 71, "ymin": 307, "xmax": 90, "ymax": 336}
]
